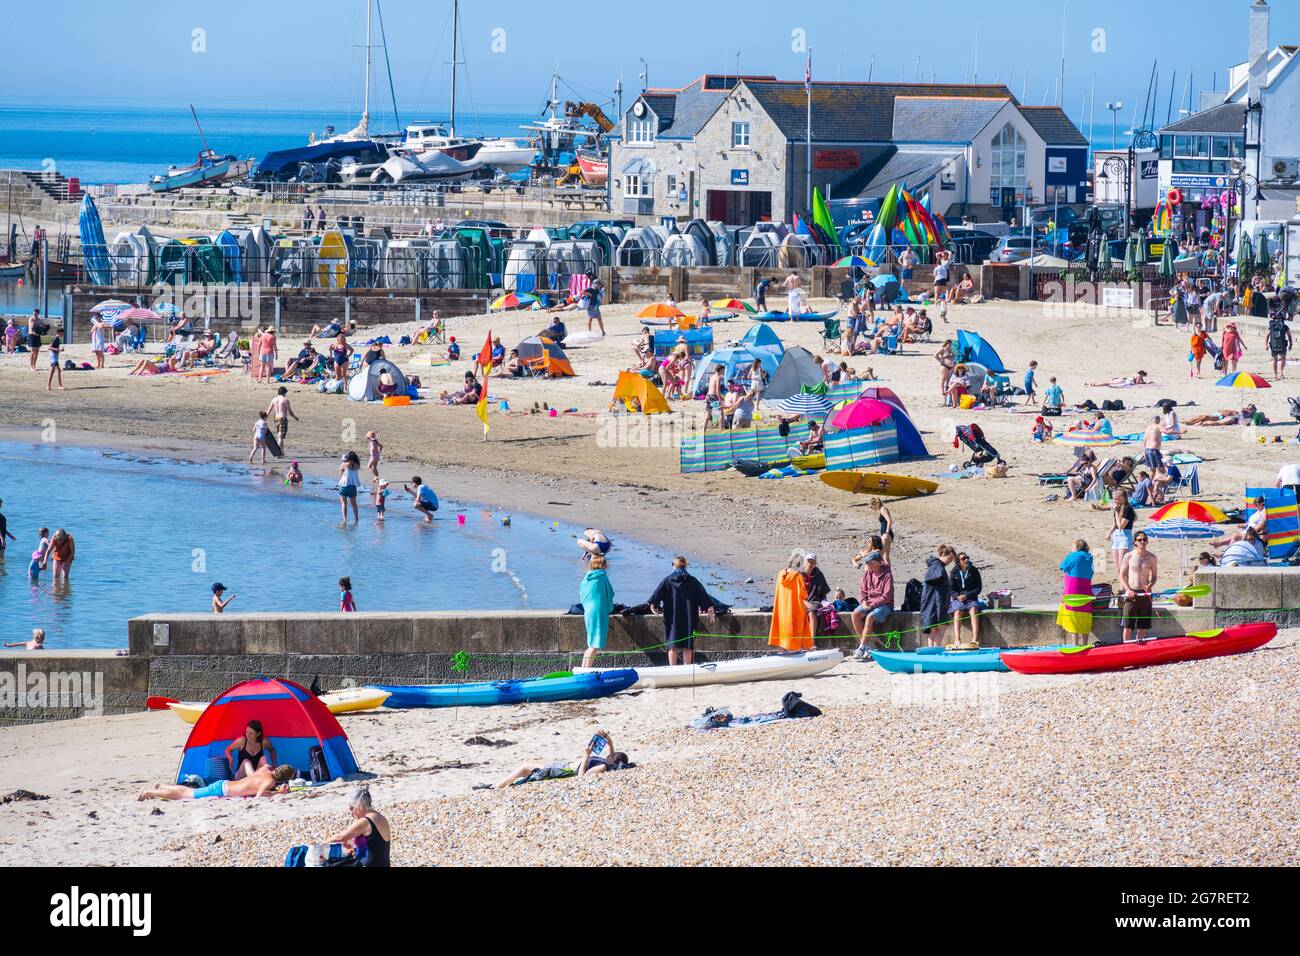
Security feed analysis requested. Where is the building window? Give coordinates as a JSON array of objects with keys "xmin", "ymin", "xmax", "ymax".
[
  {"xmin": 732, "ymin": 121, "xmax": 751, "ymax": 148},
  {"xmin": 990, "ymin": 122, "xmax": 1026, "ymax": 194},
  {"xmin": 624, "ymin": 173, "xmax": 652, "ymax": 198},
  {"xmin": 627, "ymin": 117, "xmax": 655, "ymax": 144}
]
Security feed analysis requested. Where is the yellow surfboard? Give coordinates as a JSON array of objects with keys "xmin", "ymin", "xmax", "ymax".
[{"xmin": 820, "ymin": 471, "xmax": 939, "ymax": 497}]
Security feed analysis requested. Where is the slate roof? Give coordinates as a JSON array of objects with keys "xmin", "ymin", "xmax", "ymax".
[
  {"xmin": 892, "ymin": 96, "xmax": 1009, "ymax": 143},
  {"xmin": 636, "ymin": 75, "xmax": 777, "ymax": 139},
  {"xmin": 743, "ymin": 80, "xmax": 1017, "ymax": 142},
  {"xmin": 1018, "ymin": 106, "xmax": 1089, "ymax": 146},
  {"xmin": 1158, "ymin": 101, "xmax": 1247, "ymax": 135},
  {"xmin": 848, "ymin": 149, "xmax": 962, "ymax": 198}
]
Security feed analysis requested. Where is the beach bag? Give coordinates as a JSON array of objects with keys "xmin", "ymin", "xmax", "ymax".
[
  {"xmin": 284, "ymin": 845, "xmax": 309, "ymax": 867},
  {"xmin": 781, "ymin": 691, "xmax": 821, "ymax": 719},
  {"xmin": 308, "ymin": 745, "xmax": 330, "ymax": 784},
  {"xmin": 816, "ymin": 604, "xmax": 840, "ymax": 634},
  {"xmin": 901, "ymin": 578, "xmax": 923, "ymax": 612},
  {"xmin": 1101, "ymin": 399, "xmax": 1124, "ymax": 411}
]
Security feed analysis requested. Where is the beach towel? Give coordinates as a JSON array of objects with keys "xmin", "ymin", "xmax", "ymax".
[{"xmin": 768, "ymin": 568, "xmax": 815, "ymax": 651}]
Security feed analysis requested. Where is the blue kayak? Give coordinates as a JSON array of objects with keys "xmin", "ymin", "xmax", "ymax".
[
  {"xmin": 871, "ymin": 646, "xmax": 1065, "ymax": 674},
  {"xmin": 752, "ymin": 310, "xmax": 838, "ymax": 323},
  {"xmin": 370, "ymin": 669, "xmax": 638, "ymax": 708}
]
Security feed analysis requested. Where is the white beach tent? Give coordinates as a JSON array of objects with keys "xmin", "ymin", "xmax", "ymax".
[{"xmin": 348, "ymin": 358, "xmax": 410, "ymax": 402}]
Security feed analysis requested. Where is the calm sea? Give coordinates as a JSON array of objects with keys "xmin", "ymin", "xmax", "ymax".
[
  {"xmin": 0, "ymin": 104, "xmax": 535, "ymax": 186},
  {"xmin": 0, "ymin": 441, "xmax": 760, "ymax": 649}
]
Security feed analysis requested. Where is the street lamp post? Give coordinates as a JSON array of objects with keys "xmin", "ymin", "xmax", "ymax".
[
  {"xmin": 1100, "ymin": 156, "xmax": 1129, "ymax": 238},
  {"xmin": 1224, "ymin": 173, "xmax": 1264, "ymax": 288},
  {"xmin": 1106, "ymin": 101, "xmax": 1123, "ymax": 151}
]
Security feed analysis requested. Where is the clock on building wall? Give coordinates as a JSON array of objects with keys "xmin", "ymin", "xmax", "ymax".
[{"xmin": 633, "ymin": 101, "xmax": 646, "ymax": 117}]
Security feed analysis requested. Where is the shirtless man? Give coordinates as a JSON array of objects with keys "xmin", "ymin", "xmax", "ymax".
[
  {"xmin": 1142, "ymin": 415, "xmax": 1163, "ymax": 470},
  {"xmin": 266, "ymin": 387, "xmax": 300, "ymax": 452},
  {"xmin": 782, "ymin": 272, "xmax": 806, "ymax": 315},
  {"xmin": 1118, "ymin": 531, "xmax": 1158, "ymax": 642},
  {"xmin": 138, "ymin": 764, "xmax": 295, "ymax": 801}
]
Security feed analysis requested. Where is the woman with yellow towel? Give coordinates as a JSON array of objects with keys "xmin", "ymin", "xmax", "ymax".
[{"xmin": 769, "ymin": 553, "xmax": 825, "ymax": 651}]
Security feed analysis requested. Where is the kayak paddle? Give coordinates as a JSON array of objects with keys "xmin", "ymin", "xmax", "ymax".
[{"xmin": 1059, "ymin": 584, "xmax": 1210, "ymax": 608}]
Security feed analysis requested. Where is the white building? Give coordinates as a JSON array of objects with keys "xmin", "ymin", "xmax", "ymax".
[{"xmin": 608, "ymin": 75, "xmax": 1088, "ymax": 227}]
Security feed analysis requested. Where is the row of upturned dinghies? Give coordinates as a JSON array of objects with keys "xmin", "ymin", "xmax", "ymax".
[{"xmin": 91, "ymin": 217, "xmax": 839, "ymax": 292}]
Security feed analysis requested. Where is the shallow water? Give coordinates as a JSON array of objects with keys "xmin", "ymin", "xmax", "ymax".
[{"xmin": 0, "ymin": 441, "xmax": 760, "ymax": 649}]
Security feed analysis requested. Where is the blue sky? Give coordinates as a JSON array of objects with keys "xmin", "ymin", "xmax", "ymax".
[{"xmin": 5, "ymin": 0, "xmax": 1296, "ymax": 129}]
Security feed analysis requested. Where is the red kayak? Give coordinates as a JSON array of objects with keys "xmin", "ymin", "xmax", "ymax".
[{"xmin": 1002, "ymin": 622, "xmax": 1277, "ymax": 674}]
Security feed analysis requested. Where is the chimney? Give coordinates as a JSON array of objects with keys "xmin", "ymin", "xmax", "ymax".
[{"xmin": 1248, "ymin": 0, "xmax": 1270, "ymax": 102}]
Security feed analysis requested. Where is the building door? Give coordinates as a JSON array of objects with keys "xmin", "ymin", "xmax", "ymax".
[{"xmin": 706, "ymin": 190, "xmax": 772, "ymax": 226}]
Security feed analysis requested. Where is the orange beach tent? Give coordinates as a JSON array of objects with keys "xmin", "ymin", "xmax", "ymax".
[{"xmin": 612, "ymin": 371, "xmax": 672, "ymax": 414}]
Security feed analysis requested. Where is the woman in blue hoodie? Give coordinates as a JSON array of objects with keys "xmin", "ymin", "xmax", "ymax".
[{"xmin": 580, "ymin": 554, "xmax": 615, "ymax": 668}]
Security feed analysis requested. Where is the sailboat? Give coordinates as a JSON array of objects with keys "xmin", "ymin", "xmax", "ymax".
[
  {"xmin": 254, "ymin": 0, "xmax": 394, "ymax": 182},
  {"xmin": 148, "ymin": 107, "xmax": 249, "ymax": 192},
  {"xmin": 393, "ymin": 0, "xmax": 531, "ymax": 173}
]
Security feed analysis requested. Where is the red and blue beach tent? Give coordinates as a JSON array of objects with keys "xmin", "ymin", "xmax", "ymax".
[{"xmin": 175, "ymin": 677, "xmax": 359, "ymax": 784}]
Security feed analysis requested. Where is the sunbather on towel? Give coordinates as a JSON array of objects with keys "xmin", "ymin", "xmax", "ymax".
[
  {"xmin": 138, "ymin": 764, "xmax": 295, "ymax": 801},
  {"xmin": 1087, "ymin": 370, "xmax": 1149, "ymax": 387},
  {"xmin": 1184, "ymin": 404, "xmax": 1255, "ymax": 426},
  {"xmin": 487, "ymin": 730, "xmax": 630, "ymax": 789}
]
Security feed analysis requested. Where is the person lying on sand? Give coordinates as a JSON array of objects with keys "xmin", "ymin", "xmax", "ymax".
[
  {"xmin": 1185, "ymin": 404, "xmax": 1255, "ymax": 426},
  {"xmin": 1087, "ymin": 370, "xmax": 1148, "ymax": 387},
  {"xmin": 485, "ymin": 730, "xmax": 630, "ymax": 789},
  {"xmin": 439, "ymin": 371, "xmax": 482, "ymax": 405},
  {"xmin": 138, "ymin": 764, "xmax": 295, "ymax": 801}
]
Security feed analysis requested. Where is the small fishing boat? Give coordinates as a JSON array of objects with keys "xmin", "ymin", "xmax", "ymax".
[
  {"xmin": 149, "ymin": 106, "xmax": 244, "ymax": 192},
  {"xmin": 576, "ymin": 149, "xmax": 608, "ymax": 186}
]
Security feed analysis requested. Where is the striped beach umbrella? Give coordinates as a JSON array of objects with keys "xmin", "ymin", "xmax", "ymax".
[
  {"xmin": 710, "ymin": 298, "xmax": 756, "ymax": 313},
  {"xmin": 490, "ymin": 292, "xmax": 538, "ymax": 311},
  {"xmin": 1052, "ymin": 429, "xmax": 1120, "ymax": 448},
  {"xmin": 1149, "ymin": 500, "xmax": 1229, "ymax": 524},
  {"xmin": 1143, "ymin": 515, "xmax": 1222, "ymax": 575},
  {"xmin": 1216, "ymin": 370, "xmax": 1270, "ymax": 408},
  {"xmin": 90, "ymin": 299, "xmax": 132, "ymax": 313},
  {"xmin": 117, "ymin": 306, "xmax": 164, "ymax": 323},
  {"xmin": 772, "ymin": 393, "xmax": 833, "ymax": 418},
  {"xmin": 832, "ymin": 255, "xmax": 874, "ymax": 269}
]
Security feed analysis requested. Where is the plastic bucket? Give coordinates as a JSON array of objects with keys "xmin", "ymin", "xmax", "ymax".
[{"xmin": 959, "ymin": 394, "xmax": 976, "ymax": 410}]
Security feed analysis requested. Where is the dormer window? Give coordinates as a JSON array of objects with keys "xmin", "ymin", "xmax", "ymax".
[{"xmin": 627, "ymin": 101, "xmax": 655, "ymax": 144}]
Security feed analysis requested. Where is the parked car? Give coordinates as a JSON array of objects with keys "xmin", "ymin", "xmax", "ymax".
[
  {"xmin": 987, "ymin": 236, "xmax": 1035, "ymax": 263},
  {"xmin": 946, "ymin": 229, "xmax": 1001, "ymax": 264}
]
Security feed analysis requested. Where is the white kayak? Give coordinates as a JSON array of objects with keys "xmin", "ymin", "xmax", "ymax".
[{"xmin": 575, "ymin": 649, "xmax": 842, "ymax": 689}]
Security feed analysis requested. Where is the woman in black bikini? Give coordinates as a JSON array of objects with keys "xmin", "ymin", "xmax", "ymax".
[
  {"xmin": 224, "ymin": 720, "xmax": 278, "ymax": 779},
  {"xmin": 320, "ymin": 786, "xmax": 391, "ymax": 867}
]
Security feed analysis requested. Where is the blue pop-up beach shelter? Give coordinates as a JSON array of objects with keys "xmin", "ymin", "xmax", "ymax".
[
  {"xmin": 692, "ymin": 344, "xmax": 780, "ymax": 393},
  {"xmin": 956, "ymin": 329, "xmax": 1008, "ymax": 373}
]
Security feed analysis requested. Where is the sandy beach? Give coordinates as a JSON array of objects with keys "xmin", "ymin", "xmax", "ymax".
[
  {"xmin": 1, "ymin": 294, "xmax": 1293, "ymax": 609},
  {"xmin": 1, "ymin": 288, "xmax": 1297, "ymax": 867},
  {"xmin": 0, "ymin": 630, "xmax": 1293, "ymax": 866}
]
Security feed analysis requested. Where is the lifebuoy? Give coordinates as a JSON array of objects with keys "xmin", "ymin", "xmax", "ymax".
[{"xmin": 1167, "ymin": 188, "xmax": 1183, "ymax": 205}]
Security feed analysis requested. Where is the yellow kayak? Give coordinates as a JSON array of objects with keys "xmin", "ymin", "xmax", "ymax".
[{"xmin": 166, "ymin": 687, "xmax": 391, "ymax": 724}]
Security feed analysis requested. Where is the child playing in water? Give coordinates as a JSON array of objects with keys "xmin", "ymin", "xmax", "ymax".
[
  {"xmin": 374, "ymin": 479, "xmax": 390, "ymax": 521},
  {"xmin": 4, "ymin": 628, "xmax": 45, "ymax": 649},
  {"xmin": 339, "ymin": 577, "xmax": 357, "ymax": 612},
  {"xmin": 249, "ymin": 411, "xmax": 270, "ymax": 465},
  {"xmin": 285, "ymin": 461, "xmax": 303, "ymax": 487},
  {"xmin": 29, "ymin": 528, "xmax": 50, "ymax": 582},
  {"xmin": 366, "ymin": 430, "xmax": 383, "ymax": 481}
]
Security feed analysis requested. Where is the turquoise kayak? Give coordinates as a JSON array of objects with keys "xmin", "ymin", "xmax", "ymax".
[
  {"xmin": 871, "ymin": 647, "xmax": 1065, "ymax": 674},
  {"xmin": 370, "ymin": 669, "xmax": 638, "ymax": 708}
]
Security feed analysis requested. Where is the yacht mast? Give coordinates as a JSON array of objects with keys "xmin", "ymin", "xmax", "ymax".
[
  {"xmin": 362, "ymin": 0, "xmax": 371, "ymax": 132},
  {"xmin": 449, "ymin": 0, "xmax": 459, "ymax": 137}
]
